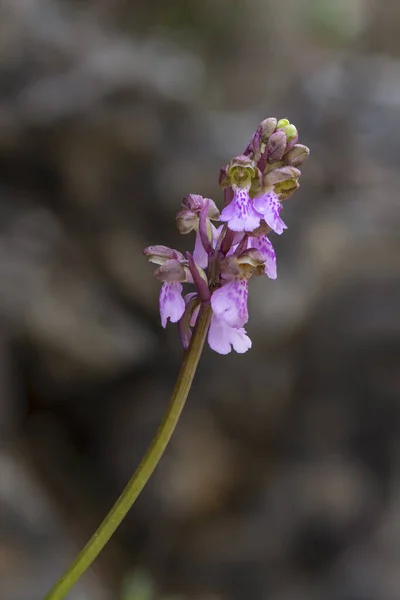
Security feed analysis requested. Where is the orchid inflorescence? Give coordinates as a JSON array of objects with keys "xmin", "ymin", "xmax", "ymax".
[{"xmin": 144, "ymin": 117, "xmax": 309, "ymax": 355}]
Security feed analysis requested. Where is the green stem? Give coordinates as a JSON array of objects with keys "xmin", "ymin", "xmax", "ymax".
[{"xmin": 44, "ymin": 304, "xmax": 212, "ymax": 600}]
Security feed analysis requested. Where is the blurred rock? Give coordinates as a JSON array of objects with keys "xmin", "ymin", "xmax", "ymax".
[
  {"xmin": 0, "ymin": 445, "xmax": 112, "ymax": 600},
  {"xmin": 0, "ymin": 0, "xmax": 399, "ymax": 599}
]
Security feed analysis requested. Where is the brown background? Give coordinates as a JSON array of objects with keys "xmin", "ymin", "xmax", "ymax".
[{"xmin": 1, "ymin": 1, "xmax": 400, "ymax": 599}]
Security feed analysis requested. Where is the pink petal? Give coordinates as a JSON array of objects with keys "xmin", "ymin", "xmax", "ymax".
[
  {"xmin": 159, "ymin": 282, "xmax": 185, "ymax": 328},
  {"xmin": 248, "ymin": 235, "xmax": 277, "ymax": 279},
  {"xmin": 220, "ymin": 186, "xmax": 262, "ymax": 232},
  {"xmin": 193, "ymin": 228, "xmax": 209, "ymax": 269},
  {"xmin": 211, "ymin": 279, "xmax": 248, "ymax": 328},
  {"xmin": 253, "ymin": 191, "xmax": 287, "ymax": 235},
  {"xmin": 208, "ymin": 315, "xmax": 252, "ymax": 355}
]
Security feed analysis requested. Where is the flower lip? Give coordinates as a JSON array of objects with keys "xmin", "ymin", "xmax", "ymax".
[
  {"xmin": 220, "ymin": 186, "xmax": 262, "ymax": 233},
  {"xmin": 253, "ymin": 191, "xmax": 287, "ymax": 235},
  {"xmin": 211, "ymin": 278, "xmax": 249, "ymax": 329},
  {"xmin": 208, "ymin": 314, "xmax": 251, "ymax": 355}
]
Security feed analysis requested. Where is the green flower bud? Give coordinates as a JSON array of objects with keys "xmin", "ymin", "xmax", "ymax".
[
  {"xmin": 281, "ymin": 124, "xmax": 298, "ymax": 144},
  {"xmin": 277, "ymin": 118, "xmax": 298, "ymax": 148},
  {"xmin": 277, "ymin": 118, "xmax": 290, "ymax": 128}
]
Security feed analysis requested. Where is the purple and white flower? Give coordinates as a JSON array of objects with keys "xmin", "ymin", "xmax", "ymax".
[
  {"xmin": 253, "ymin": 190, "xmax": 287, "ymax": 235},
  {"xmin": 247, "ymin": 235, "xmax": 277, "ymax": 279},
  {"xmin": 211, "ymin": 278, "xmax": 249, "ymax": 328},
  {"xmin": 220, "ymin": 186, "xmax": 286, "ymax": 236},
  {"xmin": 144, "ymin": 115, "xmax": 310, "ymax": 354},
  {"xmin": 220, "ymin": 185, "xmax": 262, "ymax": 232}
]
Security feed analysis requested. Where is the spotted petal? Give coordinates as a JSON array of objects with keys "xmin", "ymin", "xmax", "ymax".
[
  {"xmin": 159, "ymin": 282, "xmax": 185, "ymax": 328},
  {"xmin": 211, "ymin": 279, "xmax": 248, "ymax": 328},
  {"xmin": 253, "ymin": 191, "xmax": 287, "ymax": 235},
  {"xmin": 208, "ymin": 315, "xmax": 252, "ymax": 355},
  {"xmin": 220, "ymin": 186, "xmax": 262, "ymax": 232},
  {"xmin": 248, "ymin": 235, "xmax": 277, "ymax": 279}
]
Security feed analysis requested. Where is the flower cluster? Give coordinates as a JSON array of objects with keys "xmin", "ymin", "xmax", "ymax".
[{"xmin": 144, "ymin": 118, "xmax": 309, "ymax": 354}]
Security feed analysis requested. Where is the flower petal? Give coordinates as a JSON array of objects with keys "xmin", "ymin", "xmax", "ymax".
[
  {"xmin": 248, "ymin": 235, "xmax": 277, "ymax": 279},
  {"xmin": 208, "ymin": 315, "xmax": 252, "ymax": 355},
  {"xmin": 159, "ymin": 282, "xmax": 185, "ymax": 328},
  {"xmin": 193, "ymin": 227, "xmax": 209, "ymax": 269},
  {"xmin": 231, "ymin": 327, "xmax": 252, "ymax": 353},
  {"xmin": 211, "ymin": 279, "xmax": 248, "ymax": 328},
  {"xmin": 253, "ymin": 191, "xmax": 287, "ymax": 235},
  {"xmin": 220, "ymin": 186, "xmax": 262, "ymax": 232}
]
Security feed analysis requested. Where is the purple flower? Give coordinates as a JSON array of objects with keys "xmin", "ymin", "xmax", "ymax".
[
  {"xmin": 144, "ymin": 116, "xmax": 310, "ymax": 354},
  {"xmin": 211, "ymin": 278, "xmax": 249, "ymax": 328},
  {"xmin": 159, "ymin": 282, "xmax": 185, "ymax": 328},
  {"xmin": 180, "ymin": 276, "xmax": 252, "ymax": 354},
  {"xmin": 247, "ymin": 235, "xmax": 277, "ymax": 279},
  {"xmin": 177, "ymin": 195, "xmax": 220, "ymax": 268},
  {"xmin": 253, "ymin": 191, "xmax": 287, "ymax": 234},
  {"xmin": 208, "ymin": 314, "xmax": 251, "ymax": 355},
  {"xmin": 220, "ymin": 186, "xmax": 262, "ymax": 232}
]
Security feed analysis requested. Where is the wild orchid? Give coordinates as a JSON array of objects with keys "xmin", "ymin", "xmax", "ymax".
[
  {"xmin": 144, "ymin": 117, "xmax": 309, "ymax": 354},
  {"xmin": 44, "ymin": 118, "xmax": 309, "ymax": 600}
]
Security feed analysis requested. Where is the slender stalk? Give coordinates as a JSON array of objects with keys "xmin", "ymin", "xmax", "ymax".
[{"xmin": 44, "ymin": 304, "xmax": 212, "ymax": 600}]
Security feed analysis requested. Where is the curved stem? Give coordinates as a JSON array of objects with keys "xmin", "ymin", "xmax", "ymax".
[{"xmin": 44, "ymin": 304, "xmax": 212, "ymax": 600}]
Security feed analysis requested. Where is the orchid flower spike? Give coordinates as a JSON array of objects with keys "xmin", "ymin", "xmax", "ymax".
[{"xmin": 144, "ymin": 117, "xmax": 309, "ymax": 354}]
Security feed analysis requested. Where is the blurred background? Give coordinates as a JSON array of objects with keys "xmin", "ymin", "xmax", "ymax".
[{"xmin": 1, "ymin": 1, "xmax": 400, "ymax": 599}]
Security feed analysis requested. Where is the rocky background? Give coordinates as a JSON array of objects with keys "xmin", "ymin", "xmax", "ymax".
[{"xmin": 1, "ymin": 1, "xmax": 400, "ymax": 599}]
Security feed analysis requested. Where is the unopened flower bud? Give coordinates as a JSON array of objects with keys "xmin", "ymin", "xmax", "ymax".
[
  {"xmin": 176, "ymin": 210, "xmax": 198, "ymax": 234},
  {"xmin": 276, "ymin": 118, "xmax": 290, "ymax": 128},
  {"xmin": 284, "ymin": 144, "xmax": 310, "ymax": 167},
  {"xmin": 267, "ymin": 130, "xmax": 287, "ymax": 163},
  {"xmin": 277, "ymin": 119, "xmax": 298, "ymax": 148},
  {"xmin": 246, "ymin": 126, "xmax": 263, "ymax": 160},
  {"xmin": 154, "ymin": 259, "xmax": 188, "ymax": 282},
  {"xmin": 143, "ymin": 245, "xmax": 185, "ymax": 265},
  {"xmin": 260, "ymin": 117, "xmax": 277, "ymax": 141}
]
